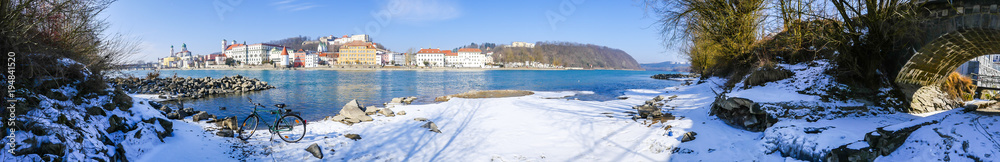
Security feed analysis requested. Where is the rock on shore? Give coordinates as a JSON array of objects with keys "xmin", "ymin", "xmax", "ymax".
[
  {"xmin": 111, "ymin": 75, "xmax": 274, "ymax": 99},
  {"xmin": 650, "ymin": 73, "xmax": 699, "ymax": 80}
]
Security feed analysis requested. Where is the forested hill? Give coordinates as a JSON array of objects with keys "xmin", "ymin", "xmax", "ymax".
[{"xmin": 492, "ymin": 42, "xmax": 643, "ymax": 70}]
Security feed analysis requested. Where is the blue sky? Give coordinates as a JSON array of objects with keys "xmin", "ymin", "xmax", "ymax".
[{"xmin": 103, "ymin": 0, "xmax": 682, "ymax": 63}]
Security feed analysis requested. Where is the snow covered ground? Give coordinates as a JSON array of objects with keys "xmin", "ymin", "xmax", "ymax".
[{"xmin": 131, "ymin": 60, "xmax": 998, "ymax": 161}]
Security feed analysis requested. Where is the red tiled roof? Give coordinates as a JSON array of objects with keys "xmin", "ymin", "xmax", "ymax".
[
  {"xmin": 227, "ymin": 43, "xmax": 288, "ymax": 51},
  {"xmin": 225, "ymin": 44, "xmax": 245, "ymax": 50},
  {"xmin": 443, "ymin": 50, "xmax": 457, "ymax": 56},
  {"xmin": 457, "ymin": 48, "xmax": 482, "ymax": 53},
  {"xmin": 280, "ymin": 47, "xmax": 289, "ymax": 55},
  {"xmin": 417, "ymin": 48, "xmax": 442, "ymax": 53}
]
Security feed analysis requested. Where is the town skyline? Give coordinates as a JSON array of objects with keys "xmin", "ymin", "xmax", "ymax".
[{"xmin": 101, "ymin": 0, "xmax": 679, "ymax": 64}]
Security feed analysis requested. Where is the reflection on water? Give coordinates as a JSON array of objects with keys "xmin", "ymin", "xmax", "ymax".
[{"xmin": 125, "ymin": 70, "xmax": 680, "ymax": 121}]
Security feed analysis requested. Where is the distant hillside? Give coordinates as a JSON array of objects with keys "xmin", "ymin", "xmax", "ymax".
[
  {"xmin": 265, "ymin": 36, "xmax": 310, "ymax": 50},
  {"xmin": 641, "ymin": 61, "xmax": 691, "ymax": 72},
  {"xmin": 492, "ymin": 42, "xmax": 643, "ymax": 70}
]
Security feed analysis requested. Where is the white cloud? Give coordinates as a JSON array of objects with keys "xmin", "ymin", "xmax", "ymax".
[
  {"xmin": 383, "ymin": 0, "xmax": 462, "ymax": 23},
  {"xmin": 273, "ymin": 0, "xmax": 320, "ymax": 12}
]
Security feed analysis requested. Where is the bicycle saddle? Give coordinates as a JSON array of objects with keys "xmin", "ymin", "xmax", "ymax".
[{"xmin": 274, "ymin": 104, "xmax": 286, "ymax": 108}]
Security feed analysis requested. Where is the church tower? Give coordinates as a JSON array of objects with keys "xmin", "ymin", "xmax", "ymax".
[
  {"xmin": 280, "ymin": 47, "xmax": 290, "ymax": 67},
  {"xmin": 170, "ymin": 45, "xmax": 175, "ymax": 57},
  {"xmin": 222, "ymin": 39, "xmax": 228, "ymax": 54}
]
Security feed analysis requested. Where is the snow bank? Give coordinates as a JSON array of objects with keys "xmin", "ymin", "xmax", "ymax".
[
  {"xmin": 229, "ymin": 91, "xmax": 682, "ymax": 161},
  {"xmin": 127, "ymin": 58, "xmax": 996, "ymax": 161}
]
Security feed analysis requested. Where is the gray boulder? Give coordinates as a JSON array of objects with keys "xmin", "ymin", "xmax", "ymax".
[
  {"xmin": 166, "ymin": 112, "xmax": 180, "ymax": 119},
  {"xmin": 216, "ymin": 129, "xmax": 234, "ymax": 137},
  {"xmin": 156, "ymin": 118, "xmax": 173, "ymax": 139},
  {"xmin": 396, "ymin": 111, "xmax": 406, "ymax": 115},
  {"xmin": 178, "ymin": 108, "xmax": 196, "ymax": 118},
  {"xmin": 339, "ymin": 100, "xmax": 370, "ymax": 121},
  {"xmin": 681, "ymin": 132, "xmax": 697, "ymax": 142},
  {"xmin": 653, "ymin": 95, "xmax": 665, "ymax": 101},
  {"xmin": 365, "ymin": 106, "xmax": 378, "ymax": 115},
  {"xmin": 402, "ymin": 97, "xmax": 417, "ymax": 104},
  {"xmin": 106, "ymin": 115, "xmax": 124, "ymax": 133},
  {"xmin": 413, "ymin": 117, "xmax": 428, "ymax": 122},
  {"xmin": 191, "ymin": 111, "xmax": 215, "ymax": 122},
  {"xmin": 87, "ymin": 106, "xmax": 106, "ymax": 116},
  {"xmin": 345, "ymin": 118, "xmax": 362, "ymax": 124},
  {"xmin": 158, "ymin": 106, "xmax": 172, "ymax": 114},
  {"xmin": 390, "ymin": 97, "xmax": 404, "ymax": 104},
  {"xmin": 325, "ymin": 115, "xmax": 347, "ymax": 122},
  {"xmin": 344, "ymin": 134, "xmax": 362, "ymax": 141},
  {"xmin": 710, "ymin": 97, "xmax": 776, "ymax": 132},
  {"xmin": 378, "ymin": 108, "xmax": 395, "ymax": 117},
  {"xmin": 358, "ymin": 116, "xmax": 373, "ymax": 122},
  {"xmin": 213, "ymin": 116, "xmax": 238, "ymax": 130},
  {"xmin": 305, "ymin": 143, "xmax": 323, "ymax": 159},
  {"xmin": 421, "ymin": 121, "xmax": 442, "ymax": 133}
]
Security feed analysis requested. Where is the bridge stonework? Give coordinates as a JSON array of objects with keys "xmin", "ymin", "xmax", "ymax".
[{"xmin": 895, "ymin": 0, "xmax": 1000, "ymax": 113}]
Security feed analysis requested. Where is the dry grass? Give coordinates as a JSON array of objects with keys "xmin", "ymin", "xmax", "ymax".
[{"xmin": 942, "ymin": 72, "xmax": 976, "ymax": 101}]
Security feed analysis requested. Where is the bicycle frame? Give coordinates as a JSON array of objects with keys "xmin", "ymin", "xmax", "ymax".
[{"xmin": 247, "ymin": 101, "xmax": 295, "ymax": 133}]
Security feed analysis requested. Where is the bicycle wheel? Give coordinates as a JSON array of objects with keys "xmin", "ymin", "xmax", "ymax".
[
  {"xmin": 237, "ymin": 114, "xmax": 259, "ymax": 140},
  {"xmin": 276, "ymin": 114, "xmax": 306, "ymax": 143}
]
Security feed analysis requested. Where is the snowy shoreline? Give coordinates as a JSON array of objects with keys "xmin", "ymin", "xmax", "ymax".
[{"xmin": 129, "ymin": 60, "xmax": 999, "ymax": 161}]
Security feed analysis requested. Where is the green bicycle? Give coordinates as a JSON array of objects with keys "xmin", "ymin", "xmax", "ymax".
[{"xmin": 237, "ymin": 98, "xmax": 307, "ymax": 143}]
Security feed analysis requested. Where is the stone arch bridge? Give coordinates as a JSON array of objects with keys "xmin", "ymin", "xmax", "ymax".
[{"xmin": 895, "ymin": 0, "xmax": 1000, "ymax": 112}]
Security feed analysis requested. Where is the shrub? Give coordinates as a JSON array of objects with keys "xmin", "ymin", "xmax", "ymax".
[
  {"xmin": 647, "ymin": 0, "xmax": 767, "ymax": 77},
  {"xmin": 146, "ymin": 70, "xmax": 161, "ymax": 80},
  {"xmin": 1, "ymin": 0, "xmax": 138, "ymax": 85},
  {"xmin": 742, "ymin": 65, "xmax": 794, "ymax": 88},
  {"xmin": 942, "ymin": 72, "xmax": 976, "ymax": 101}
]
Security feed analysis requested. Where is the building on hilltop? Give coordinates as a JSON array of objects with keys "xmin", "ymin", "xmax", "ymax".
[
  {"xmin": 337, "ymin": 41, "xmax": 378, "ymax": 65},
  {"xmin": 330, "ymin": 34, "xmax": 371, "ymax": 45},
  {"xmin": 415, "ymin": 48, "xmax": 445, "ymax": 67},
  {"xmin": 508, "ymin": 41, "xmax": 536, "ymax": 48}
]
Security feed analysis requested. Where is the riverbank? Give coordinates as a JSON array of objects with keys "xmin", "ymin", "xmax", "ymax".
[{"xmin": 130, "ymin": 60, "xmax": 998, "ymax": 161}]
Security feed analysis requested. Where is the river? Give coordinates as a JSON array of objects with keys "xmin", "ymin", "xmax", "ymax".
[{"xmin": 125, "ymin": 69, "xmax": 683, "ymax": 121}]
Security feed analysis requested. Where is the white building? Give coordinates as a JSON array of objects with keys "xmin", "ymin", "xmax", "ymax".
[
  {"xmin": 446, "ymin": 48, "xmax": 487, "ymax": 67},
  {"xmin": 304, "ymin": 54, "xmax": 318, "ymax": 67},
  {"xmin": 215, "ymin": 55, "xmax": 227, "ymax": 65},
  {"xmin": 509, "ymin": 41, "xmax": 536, "ymax": 48},
  {"xmin": 173, "ymin": 44, "xmax": 195, "ymax": 68},
  {"xmin": 225, "ymin": 41, "xmax": 287, "ymax": 65},
  {"xmin": 415, "ymin": 48, "xmax": 445, "ymax": 66},
  {"xmin": 391, "ymin": 53, "xmax": 406, "ymax": 65},
  {"xmin": 485, "ymin": 52, "xmax": 494, "ymax": 64},
  {"xmin": 330, "ymin": 34, "xmax": 371, "ymax": 45}
]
